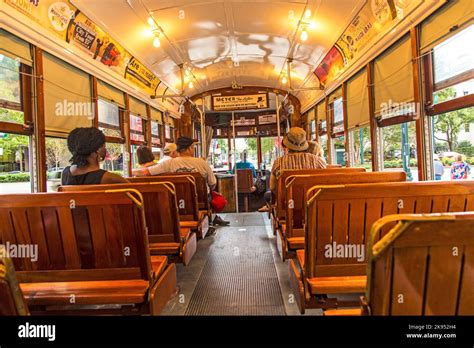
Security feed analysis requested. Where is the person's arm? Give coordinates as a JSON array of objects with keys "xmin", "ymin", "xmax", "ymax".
[
  {"xmin": 101, "ymin": 171, "xmax": 129, "ymax": 184},
  {"xmin": 203, "ymin": 159, "xmax": 217, "ymax": 191}
]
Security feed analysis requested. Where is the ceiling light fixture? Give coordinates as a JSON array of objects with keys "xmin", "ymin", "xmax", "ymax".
[
  {"xmin": 153, "ymin": 36, "xmax": 161, "ymax": 48},
  {"xmin": 147, "ymin": 16, "xmax": 156, "ymax": 27},
  {"xmin": 281, "ymin": 76, "xmax": 287, "ymax": 85},
  {"xmin": 300, "ymin": 28, "xmax": 308, "ymax": 41},
  {"xmin": 304, "ymin": 9, "xmax": 311, "ymax": 19},
  {"xmin": 188, "ymin": 81, "xmax": 194, "ymax": 89}
]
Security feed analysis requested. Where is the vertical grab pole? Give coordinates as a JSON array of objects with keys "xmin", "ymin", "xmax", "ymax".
[
  {"xmin": 276, "ymin": 93, "xmax": 282, "ymax": 157},
  {"xmin": 201, "ymin": 97, "xmax": 206, "ymax": 160},
  {"xmin": 232, "ymin": 111, "xmax": 239, "ymax": 213}
]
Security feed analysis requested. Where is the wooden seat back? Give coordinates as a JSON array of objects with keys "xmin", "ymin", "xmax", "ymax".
[
  {"xmin": 304, "ymin": 181, "xmax": 474, "ymax": 281},
  {"xmin": 285, "ymin": 171, "xmax": 407, "ymax": 239},
  {"xmin": 237, "ymin": 169, "xmax": 254, "ymax": 194},
  {"xmin": 0, "ymin": 190, "xmax": 152, "ymax": 284},
  {"xmin": 366, "ymin": 212, "xmax": 474, "ymax": 315},
  {"xmin": 159, "ymin": 172, "xmax": 210, "ymax": 212},
  {"xmin": 129, "ymin": 176, "xmax": 199, "ymax": 222},
  {"xmin": 60, "ymin": 182, "xmax": 181, "ymax": 245},
  {"xmin": 274, "ymin": 168, "xmax": 366, "ymax": 225},
  {"xmin": 0, "ymin": 247, "xmax": 29, "ymax": 315}
]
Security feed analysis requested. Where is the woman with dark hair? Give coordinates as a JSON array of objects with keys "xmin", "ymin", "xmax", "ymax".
[
  {"xmin": 131, "ymin": 146, "xmax": 156, "ymax": 177},
  {"xmin": 61, "ymin": 127, "xmax": 128, "ymax": 185}
]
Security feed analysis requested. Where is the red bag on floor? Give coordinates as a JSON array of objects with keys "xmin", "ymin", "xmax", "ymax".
[{"xmin": 210, "ymin": 191, "xmax": 227, "ymax": 213}]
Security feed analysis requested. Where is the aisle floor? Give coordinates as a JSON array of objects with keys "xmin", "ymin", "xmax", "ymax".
[{"xmin": 162, "ymin": 212, "xmax": 323, "ymax": 316}]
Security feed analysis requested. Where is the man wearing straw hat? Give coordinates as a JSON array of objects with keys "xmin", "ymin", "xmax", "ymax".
[{"xmin": 259, "ymin": 127, "xmax": 326, "ymax": 212}]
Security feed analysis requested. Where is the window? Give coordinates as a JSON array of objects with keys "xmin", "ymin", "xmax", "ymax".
[
  {"xmin": 319, "ymin": 134, "xmax": 328, "ymax": 161},
  {"xmin": 45, "ymin": 137, "xmax": 70, "ymax": 192},
  {"xmin": 234, "ymin": 138, "xmax": 258, "ymax": 169},
  {"xmin": 209, "ymin": 139, "xmax": 229, "ymax": 171},
  {"xmin": 332, "ymin": 135, "xmax": 346, "ymax": 166},
  {"xmin": 0, "ymin": 133, "xmax": 31, "ymax": 193},
  {"xmin": 165, "ymin": 125, "xmax": 172, "ymax": 141},
  {"xmin": 381, "ymin": 121, "xmax": 417, "ymax": 181},
  {"xmin": 349, "ymin": 126, "xmax": 372, "ymax": 170},
  {"xmin": 433, "ymin": 25, "xmax": 474, "ymax": 104},
  {"xmin": 98, "ymin": 99, "xmax": 121, "ymax": 138},
  {"xmin": 130, "ymin": 114, "xmax": 145, "ymax": 143},
  {"xmin": 332, "ymin": 97, "xmax": 344, "ymax": 134},
  {"xmin": 432, "ymin": 106, "xmax": 474, "ymax": 180},
  {"xmin": 310, "ymin": 120, "xmax": 317, "ymax": 140},
  {"xmin": 102, "ymin": 142, "xmax": 124, "ymax": 176},
  {"xmin": 151, "ymin": 120, "xmax": 161, "ymax": 149},
  {"xmin": 261, "ymin": 137, "xmax": 278, "ymax": 170},
  {"xmin": 0, "ymin": 54, "xmax": 23, "ymax": 124}
]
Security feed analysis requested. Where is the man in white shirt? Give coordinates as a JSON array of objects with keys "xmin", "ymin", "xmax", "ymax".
[
  {"xmin": 140, "ymin": 136, "xmax": 229, "ymax": 226},
  {"xmin": 158, "ymin": 143, "xmax": 178, "ymax": 164}
]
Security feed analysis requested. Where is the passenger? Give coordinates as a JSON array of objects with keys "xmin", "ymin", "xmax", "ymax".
[
  {"xmin": 235, "ymin": 150, "xmax": 257, "ymax": 178},
  {"xmin": 131, "ymin": 146, "xmax": 156, "ymax": 177},
  {"xmin": 62, "ymin": 127, "xmax": 128, "ymax": 185},
  {"xmin": 158, "ymin": 143, "xmax": 178, "ymax": 164},
  {"xmin": 450, "ymin": 154, "xmax": 470, "ymax": 180},
  {"xmin": 433, "ymin": 154, "xmax": 444, "ymax": 180},
  {"xmin": 307, "ymin": 140, "xmax": 327, "ymax": 164},
  {"xmin": 258, "ymin": 127, "xmax": 326, "ymax": 212},
  {"xmin": 270, "ymin": 127, "xmax": 327, "ymax": 190},
  {"xmin": 138, "ymin": 136, "xmax": 230, "ymax": 227}
]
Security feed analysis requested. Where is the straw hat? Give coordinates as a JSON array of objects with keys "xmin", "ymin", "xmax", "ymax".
[
  {"xmin": 163, "ymin": 143, "xmax": 177, "ymax": 154},
  {"xmin": 283, "ymin": 127, "xmax": 309, "ymax": 151}
]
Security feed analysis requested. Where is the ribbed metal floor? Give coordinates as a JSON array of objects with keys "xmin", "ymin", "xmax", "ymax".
[{"xmin": 185, "ymin": 213, "xmax": 286, "ymax": 316}]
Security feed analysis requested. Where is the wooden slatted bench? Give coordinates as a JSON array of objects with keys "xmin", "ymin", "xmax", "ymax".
[
  {"xmin": 129, "ymin": 175, "xmax": 210, "ymax": 239},
  {"xmin": 279, "ymin": 171, "xmax": 406, "ymax": 260},
  {"xmin": 272, "ymin": 168, "xmax": 366, "ymax": 235},
  {"xmin": 289, "ymin": 180, "xmax": 474, "ymax": 314},
  {"xmin": 0, "ymin": 190, "xmax": 177, "ymax": 315},
  {"xmin": 160, "ymin": 172, "xmax": 212, "ymax": 221},
  {"xmin": 60, "ymin": 182, "xmax": 197, "ymax": 265},
  {"xmin": 0, "ymin": 246, "xmax": 29, "ymax": 315},
  {"xmin": 324, "ymin": 212, "xmax": 474, "ymax": 315}
]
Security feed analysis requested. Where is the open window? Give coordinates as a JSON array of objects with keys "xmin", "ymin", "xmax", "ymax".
[{"xmin": 0, "ymin": 30, "xmax": 34, "ymax": 192}]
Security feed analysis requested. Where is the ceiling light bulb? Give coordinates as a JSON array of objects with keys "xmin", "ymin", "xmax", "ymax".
[
  {"xmin": 301, "ymin": 29, "xmax": 308, "ymax": 41},
  {"xmin": 144, "ymin": 28, "xmax": 153, "ymax": 37},
  {"xmin": 147, "ymin": 16, "xmax": 155, "ymax": 26},
  {"xmin": 281, "ymin": 76, "xmax": 287, "ymax": 84},
  {"xmin": 188, "ymin": 81, "xmax": 194, "ymax": 89},
  {"xmin": 153, "ymin": 36, "xmax": 161, "ymax": 48},
  {"xmin": 305, "ymin": 9, "xmax": 311, "ymax": 18}
]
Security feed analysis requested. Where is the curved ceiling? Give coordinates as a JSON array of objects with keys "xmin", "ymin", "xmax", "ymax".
[{"xmin": 72, "ymin": 0, "xmax": 362, "ymax": 102}]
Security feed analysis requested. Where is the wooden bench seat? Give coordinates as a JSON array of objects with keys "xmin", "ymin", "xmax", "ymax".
[
  {"xmin": 129, "ymin": 175, "xmax": 210, "ymax": 239},
  {"xmin": 279, "ymin": 171, "xmax": 406, "ymax": 260},
  {"xmin": 0, "ymin": 190, "xmax": 177, "ymax": 315},
  {"xmin": 159, "ymin": 172, "xmax": 212, "ymax": 219},
  {"xmin": 0, "ymin": 247, "xmax": 29, "ymax": 315},
  {"xmin": 290, "ymin": 180, "xmax": 474, "ymax": 313},
  {"xmin": 60, "ymin": 182, "xmax": 197, "ymax": 265},
  {"xmin": 272, "ymin": 168, "xmax": 366, "ymax": 236},
  {"xmin": 20, "ymin": 280, "xmax": 150, "ymax": 306},
  {"xmin": 324, "ymin": 212, "xmax": 474, "ymax": 316}
]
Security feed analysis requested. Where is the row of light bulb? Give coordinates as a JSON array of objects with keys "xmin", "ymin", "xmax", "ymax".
[
  {"xmin": 300, "ymin": 8, "xmax": 312, "ymax": 42},
  {"xmin": 147, "ymin": 15, "xmax": 193, "ymax": 89},
  {"xmin": 281, "ymin": 8, "xmax": 312, "ymax": 84},
  {"xmin": 147, "ymin": 16, "xmax": 161, "ymax": 47}
]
